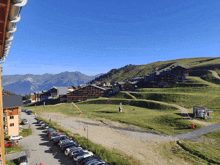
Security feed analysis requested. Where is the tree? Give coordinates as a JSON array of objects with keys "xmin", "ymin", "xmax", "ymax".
[{"xmin": 24, "ymin": 94, "xmax": 31, "ymax": 100}]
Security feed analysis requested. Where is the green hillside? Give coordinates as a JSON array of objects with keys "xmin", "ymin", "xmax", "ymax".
[{"xmin": 91, "ymin": 57, "xmax": 220, "ymax": 83}]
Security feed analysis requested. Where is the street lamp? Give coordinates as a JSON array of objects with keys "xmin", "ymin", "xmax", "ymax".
[{"xmin": 83, "ymin": 124, "xmax": 88, "ymax": 149}]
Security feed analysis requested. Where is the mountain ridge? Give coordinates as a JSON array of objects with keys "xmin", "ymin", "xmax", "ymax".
[{"xmin": 2, "ymin": 71, "xmax": 102, "ymax": 95}]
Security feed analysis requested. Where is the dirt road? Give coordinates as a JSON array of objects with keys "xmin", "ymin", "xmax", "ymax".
[{"xmin": 38, "ymin": 112, "xmax": 219, "ymax": 165}]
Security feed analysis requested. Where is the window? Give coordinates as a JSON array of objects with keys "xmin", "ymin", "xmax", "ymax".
[
  {"xmin": 10, "ymin": 116, "xmax": 14, "ymax": 119},
  {"xmin": 10, "ymin": 123, "xmax": 14, "ymax": 127},
  {"xmin": 9, "ymin": 109, "xmax": 13, "ymax": 112}
]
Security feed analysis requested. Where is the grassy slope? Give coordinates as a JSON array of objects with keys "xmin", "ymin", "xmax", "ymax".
[{"xmin": 91, "ymin": 57, "xmax": 220, "ymax": 83}]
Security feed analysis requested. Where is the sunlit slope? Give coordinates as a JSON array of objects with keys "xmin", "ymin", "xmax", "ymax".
[{"xmin": 92, "ymin": 57, "xmax": 220, "ymax": 83}]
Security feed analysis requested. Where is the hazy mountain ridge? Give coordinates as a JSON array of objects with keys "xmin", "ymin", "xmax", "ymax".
[{"xmin": 2, "ymin": 71, "xmax": 101, "ymax": 95}]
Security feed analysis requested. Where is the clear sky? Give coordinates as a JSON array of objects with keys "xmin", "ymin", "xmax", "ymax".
[{"xmin": 2, "ymin": 0, "xmax": 220, "ymax": 76}]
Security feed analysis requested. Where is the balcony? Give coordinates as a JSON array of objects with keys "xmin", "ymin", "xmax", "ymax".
[{"xmin": 4, "ymin": 121, "xmax": 7, "ymax": 125}]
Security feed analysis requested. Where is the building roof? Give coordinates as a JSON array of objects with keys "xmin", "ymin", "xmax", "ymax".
[
  {"xmin": 56, "ymin": 87, "xmax": 68, "ymax": 95},
  {"xmin": 171, "ymin": 65, "xmax": 189, "ymax": 70},
  {"xmin": 3, "ymin": 95, "xmax": 23, "ymax": 108}
]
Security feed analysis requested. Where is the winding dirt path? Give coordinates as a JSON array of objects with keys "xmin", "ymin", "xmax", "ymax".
[{"xmin": 210, "ymin": 70, "xmax": 220, "ymax": 79}]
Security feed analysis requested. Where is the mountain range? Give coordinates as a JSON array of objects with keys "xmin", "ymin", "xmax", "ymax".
[{"xmin": 2, "ymin": 71, "xmax": 102, "ymax": 96}]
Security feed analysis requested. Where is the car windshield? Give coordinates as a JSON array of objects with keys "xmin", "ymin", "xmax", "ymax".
[{"xmin": 20, "ymin": 156, "xmax": 27, "ymax": 162}]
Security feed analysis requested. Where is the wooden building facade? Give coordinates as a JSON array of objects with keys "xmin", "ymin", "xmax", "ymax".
[{"xmin": 67, "ymin": 85, "xmax": 106, "ymax": 103}]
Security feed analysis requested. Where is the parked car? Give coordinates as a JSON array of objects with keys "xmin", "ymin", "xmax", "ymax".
[
  {"xmin": 47, "ymin": 128, "xmax": 54, "ymax": 136},
  {"xmin": 53, "ymin": 135, "xmax": 67, "ymax": 145},
  {"xmin": 27, "ymin": 111, "xmax": 33, "ymax": 115},
  {"xmin": 49, "ymin": 132, "xmax": 62, "ymax": 138},
  {"xmin": 10, "ymin": 135, "xmax": 23, "ymax": 141},
  {"xmin": 64, "ymin": 146, "xmax": 82, "ymax": 156},
  {"xmin": 84, "ymin": 159, "xmax": 106, "ymax": 165},
  {"xmin": 39, "ymin": 121, "xmax": 44, "ymax": 125},
  {"xmin": 21, "ymin": 109, "xmax": 26, "ymax": 112},
  {"xmin": 44, "ymin": 124, "xmax": 49, "ymax": 129},
  {"xmin": 23, "ymin": 119, "xmax": 28, "ymax": 125},
  {"xmin": 80, "ymin": 156, "xmax": 104, "ymax": 165},
  {"xmin": 69, "ymin": 149, "xmax": 87, "ymax": 159},
  {"xmin": 73, "ymin": 151, "xmax": 93, "ymax": 163},
  {"xmin": 40, "ymin": 122, "xmax": 45, "ymax": 127},
  {"xmin": 49, "ymin": 133, "xmax": 63, "ymax": 140},
  {"xmin": 4, "ymin": 141, "xmax": 18, "ymax": 147},
  {"xmin": 58, "ymin": 138, "xmax": 72, "ymax": 147},
  {"xmin": 59, "ymin": 140, "xmax": 75, "ymax": 148},
  {"xmin": 37, "ymin": 120, "xmax": 42, "ymax": 124},
  {"xmin": 61, "ymin": 141, "xmax": 80, "ymax": 152},
  {"xmin": 18, "ymin": 155, "xmax": 28, "ymax": 165}
]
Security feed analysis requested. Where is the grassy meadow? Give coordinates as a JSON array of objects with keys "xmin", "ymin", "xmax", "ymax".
[
  {"xmin": 30, "ymin": 99, "xmax": 202, "ymax": 135},
  {"xmin": 161, "ymin": 130, "xmax": 220, "ymax": 165}
]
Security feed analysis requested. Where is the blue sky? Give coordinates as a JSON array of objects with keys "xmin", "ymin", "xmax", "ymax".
[{"xmin": 2, "ymin": 0, "xmax": 220, "ymax": 76}]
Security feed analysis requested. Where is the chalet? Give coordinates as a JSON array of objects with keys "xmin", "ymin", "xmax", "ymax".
[
  {"xmin": 117, "ymin": 81, "xmax": 138, "ymax": 91},
  {"xmin": 40, "ymin": 90, "xmax": 50, "ymax": 101},
  {"xmin": 67, "ymin": 84, "xmax": 107, "ymax": 103},
  {"xmin": 35, "ymin": 91, "xmax": 43, "ymax": 102},
  {"xmin": 50, "ymin": 87, "xmax": 68, "ymax": 98},
  {"xmin": 3, "ymin": 95, "xmax": 23, "ymax": 136},
  {"xmin": 171, "ymin": 65, "xmax": 190, "ymax": 82},
  {"xmin": 68, "ymin": 86, "xmax": 75, "ymax": 93},
  {"xmin": 145, "ymin": 65, "xmax": 190, "ymax": 87}
]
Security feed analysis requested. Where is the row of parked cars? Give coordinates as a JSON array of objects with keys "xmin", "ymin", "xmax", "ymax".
[
  {"xmin": 21, "ymin": 109, "xmax": 33, "ymax": 115},
  {"xmin": 37, "ymin": 119, "xmax": 110, "ymax": 165}
]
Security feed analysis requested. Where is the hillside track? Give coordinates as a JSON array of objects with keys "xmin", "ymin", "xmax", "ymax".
[
  {"xmin": 39, "ymin": 112, "xmax": 220, "ymax": 165},
  {"xmin": 210, "ymin": 70, "xmax": 220, "ymax": 79}
]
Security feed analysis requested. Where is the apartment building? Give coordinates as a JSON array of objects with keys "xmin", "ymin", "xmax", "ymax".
[{"xmin": 3, "ymin": 95, "xmax": 23, "ymax": 136}]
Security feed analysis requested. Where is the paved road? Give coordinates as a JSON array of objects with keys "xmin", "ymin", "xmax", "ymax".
[{"xmin": 6, "ymin": 112, "xmax": 73, "ymax": 165}]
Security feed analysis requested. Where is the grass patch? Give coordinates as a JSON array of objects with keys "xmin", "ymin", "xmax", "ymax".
[
  {"xmin": 6, "ymin": 160, "xmax": 17, "ymax": 165},
  {"xmin": 19, "ymin": 128, "xmax": 32, "ymax": 137},
  {"xmin": 5, "ymin": 145, "xmax": 23, "ymax": 154},
  {"xmin": 160, "ymin": 141, "xmax": 207, "ymax": 165},
  {"xmin": 34, "ymin": 102, "xmax": 201, "ymax": 135},
  {"xmin": 36, "ymin": 117, "xmax": 139, "ymax": 165}
]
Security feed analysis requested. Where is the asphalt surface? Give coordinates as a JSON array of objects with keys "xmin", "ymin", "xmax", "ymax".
[{"xmin": 6, "ymin": 112, "xmax": 73, "ymax": 165}]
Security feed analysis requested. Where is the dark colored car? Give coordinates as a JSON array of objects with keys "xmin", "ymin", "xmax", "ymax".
[
  {"xmin": 60, "ymin": 141, "xmax": 79, "ymax": 151},
  {"xmin": 27, "ymin": 111, "xmax": 33, "ymax": 115},
  {"xmin": 47, "ymin": 128, "xmax": 54, "ymax": 135},
  {"xmin": 73, "ymin": 151, "xmax": 93, "ymax": 162},
  {"xmin": 49, "ymin": 133, "xmax": 63, "ymax": 140},
  {"xmin": 58, "ymin": 138, "xmax": 72, "ymax": 146},
  {"xmin": 69, "ymin": 149, "xmax": 86, "ymax": 159},
  {"xmin": 21, "ymin": 109, "xmax": 26, "ymax": 112},
  {"xmin": 37, "ymin": 120, "xmax": 42, "ymax": 124},
  {"xmin": 18, "ymin": 155, "xmax": 28, "ymax": 164},
  {"xmin": 80, "ymin": 156, "xmax": 100, "ymax": 165},
  {"xmin": 53, "ymin": 135, "xmax": 67, "ymax": 145}
]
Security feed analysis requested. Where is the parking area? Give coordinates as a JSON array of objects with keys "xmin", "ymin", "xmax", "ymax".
[{"xmin": 14, "ymin": 111, "xmax": 73, "ymax": 165}]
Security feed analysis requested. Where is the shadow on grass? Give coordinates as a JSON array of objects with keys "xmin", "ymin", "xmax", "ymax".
[{"xmin": 6, "ymin": 159, "xmax": 19, "ymax": 165}]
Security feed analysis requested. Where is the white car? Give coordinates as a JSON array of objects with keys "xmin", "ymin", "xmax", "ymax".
[{"xmin": 10, "ymin": 135, "xmax": 23, "ymax": 140}]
